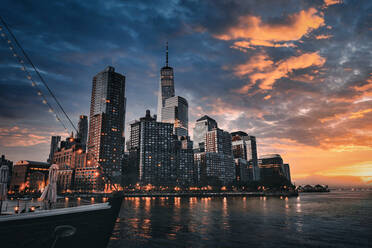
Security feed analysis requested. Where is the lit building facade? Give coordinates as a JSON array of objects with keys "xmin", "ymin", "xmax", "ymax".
[
  {"xmin": 193, "ymin": 115, "xmax": 218, "ymax": 151},
  {"xmin": 10, "ymin": 160, "xmax": 50, "ymax": 193},
  {"xmin": 87, "ymin": 66, "xmax": 126, "ymax": 187},
  {"xmin": 57, "ymin": 166, "xmax": 74, "ymax": 193},
  {"xmin": 194, "ymin": 151, "xmax": 236, "ymax": 186},
  {"xmin": 205, "ymin": 128, "xmax": 232, "ymax": 155},
  {"xmin": 74, "ymin": 166, "xmax": 101, "ymax": 192},
  {"xmin": 173, "ymin": 136, "xmax": 195, "ymax": 186},
  {"xmin": 52, "ymin": 136, "xmax": 86, "ymax": 192},
  {"xmin": 193, "ymin": 152, "xmax": 204, "ymax": 185},
  {"xmin": 129, "ymin": 110, "xmax": 175, "ymax": 186},
  {"xmin": 53, "ymin": 136, "xmax": 86, "ymax": 170},
  {"xmin": 161, "ymin": 96, "xmax": 188, "ymax": 137}
]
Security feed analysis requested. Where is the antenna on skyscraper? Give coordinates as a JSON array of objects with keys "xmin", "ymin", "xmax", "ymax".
[{"xmin": 166, "ymin": 41, "xmax": 168, "ymax": 67}]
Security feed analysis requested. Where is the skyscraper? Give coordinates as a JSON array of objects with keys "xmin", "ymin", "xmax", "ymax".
[
  {"xmin": 194, "ymin": 117, "xmax": 235, "ymax": 186},
  {"xmin": 129, "ymin": 110, "xmax": 175, "ymax": 185},
  {"xmin": 157, "ymin": 42, "xmax": 175, "ymax": 121},
  {"xmin": 193, "ymin": 115, "xmax": 218, "ymax": 151},
  {"xmin": 204, "ymin": 127, "xmax": 235, "ymax": 185},
  {"xmin": 231, "ymin": 131, "xmax": 260, "ymax": 181},
  {"xmin": 205, "ymin": 128, "xmax": 232, "ymax": 155},
  {"xmin": 0, "ymin": 154, "xmax": 13, "ymax": 185},
  {"xmin": 48, "ymin": 136, "xmax": 61, "ymax": 163},
  {"xmin": 258, "ymin": 154, "xmax": 291, "ymax": 184},
  {"xmin": 77, "ymin": 115, "xmax": 88, "ymax": 150},
  {"xmin": 173, "ymin": 136, "xmax": 195, "ymax": 186},
  {"xmin": 161, "ymin": 96, "xmax": 188, "ymax": 136},
  {"xmin": 234, "ymin": 158, "xmax": 250, "ymax": 183},
  {"xmin": 282, "ymin": 164, "xmax": 291, "ymax": 182},
  {"xmin": 87, "ymin": 66, "xmax": 126, "ymax": 186}
]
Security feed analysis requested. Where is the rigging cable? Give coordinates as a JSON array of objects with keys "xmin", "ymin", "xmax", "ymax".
[
  {"xmin": 0, "ymin": 17, "xmax": 118, "ymax": 191},
  {"xmin": 0, "ymin": 24, "xmax": 70, "ymax": 135},
  {"xmin": 0, "ymin": 16, "xmax": 78, "ymax": 133}
]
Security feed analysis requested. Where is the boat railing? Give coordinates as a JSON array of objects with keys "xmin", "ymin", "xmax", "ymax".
[{"xmin": 0, "ymin": 196, "xmax": 104, "ymax": 215}]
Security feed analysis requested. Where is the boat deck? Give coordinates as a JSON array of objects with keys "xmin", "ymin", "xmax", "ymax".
[{"xmin": 0, "ymin": 202, "xmax": 110, "ymax": 222}]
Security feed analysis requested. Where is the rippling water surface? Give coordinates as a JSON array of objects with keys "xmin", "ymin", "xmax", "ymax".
[{"xmin": 108, "ymin": 191, "xmax": 372, "ymax": 248}]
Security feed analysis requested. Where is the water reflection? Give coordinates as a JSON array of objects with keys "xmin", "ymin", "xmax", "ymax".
[
  {"xmin": 174, "ymin": 197, "xmax": 180, "ymax": 209},
  {"xmin": 296, "ymin": 203, "xmax": 302, "ymax": 213},
  {"xmin": 109, "ymin": 192, "xmax": 372, "ymax": 248},
  {"xmin": 144, "ymin": 197, "xmax": 151, "ymax": 213}
]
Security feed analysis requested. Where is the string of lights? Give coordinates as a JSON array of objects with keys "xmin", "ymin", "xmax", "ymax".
[
  {"xmin": 0, "ymin": 18, "xmax": 118, "ymax": 192},
  {"xmin": 0, "ymin": 24, "xmax": 70, "ymax": 136},
  {"xmin": 0, "ymin": 16, "xmax": 78, "ymax": 134}
]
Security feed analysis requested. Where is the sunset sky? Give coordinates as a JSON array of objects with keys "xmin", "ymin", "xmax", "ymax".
[{"xmin": 0, "ymin": 0, "xmax": 371, "ymax": 186}]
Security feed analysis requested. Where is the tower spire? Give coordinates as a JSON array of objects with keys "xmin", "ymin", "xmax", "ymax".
[{"xmin": 166, "ymin": 41, "xmax": 168, "ymax": 67}]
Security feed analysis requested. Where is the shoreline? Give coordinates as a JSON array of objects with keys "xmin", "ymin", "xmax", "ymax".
[
  {"xmin": 61, "ymin": 191, "xmax": 299, "ymax": 198},
  {"xmin": 7, "ymin": 190, "xmax": 299, "ymax": 199}
]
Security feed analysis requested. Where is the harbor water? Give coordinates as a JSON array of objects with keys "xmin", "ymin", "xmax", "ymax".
[{"xmin": 108, "ymin": 191, "xmax": 372, "ymax": 248}]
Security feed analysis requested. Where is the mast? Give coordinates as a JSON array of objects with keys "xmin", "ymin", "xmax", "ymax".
[{"xmin": 166, "ymin": 41, "xmax": 168, "ymax": 67}]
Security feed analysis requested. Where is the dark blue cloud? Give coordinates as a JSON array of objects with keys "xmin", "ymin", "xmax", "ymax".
[{"xmin": 0, "ymin": 0, "xmax": 371, "ymax": 161}]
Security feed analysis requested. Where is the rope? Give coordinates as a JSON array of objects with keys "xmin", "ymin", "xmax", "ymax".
[{"xmin": 0, "ymin": 16, "xmax": 78, "ymax": 133}]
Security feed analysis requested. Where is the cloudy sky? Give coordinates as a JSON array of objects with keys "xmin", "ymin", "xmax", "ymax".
[{"xmin": 0, "ymin": 0, "xmax": 371, "ymax": 186}]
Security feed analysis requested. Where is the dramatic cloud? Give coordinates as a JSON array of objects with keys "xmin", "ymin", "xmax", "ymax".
[
  {"xmin": 324, "ymin": 0, "xmax": 343, "ymax": 7},
  {"xmin": 315, "ymin": 34, "xmax": 333, "ymax": 39},
  {"xmin": 0, "ymin": 126, "xmax": 63, "ymax": 147},
  {"xmin": 233, "ymin": 51, "xmax": 326, "ymax": 91},
  {"xmin": 215, "ymin": 8, "xmax": 325, "ymax": 48}
]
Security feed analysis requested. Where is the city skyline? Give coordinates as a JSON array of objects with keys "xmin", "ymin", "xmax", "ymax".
[{"xmin": 0, "ymin": 0, "xmax": 371, "ymax": 187}]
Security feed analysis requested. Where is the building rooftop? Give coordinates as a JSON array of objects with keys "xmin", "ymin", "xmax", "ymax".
[
  {"xmin": 15, "ymin": 160, "xmax": 50, "ymax": 166},
  {"xmin": 139, "ymin": 110, "xmax": 156, "ymax": 122},
  {"xmin": 196, "ymin": 115, "xmax": 217, "ymax": 123},
  {"xmin": 231, "ymin": 131, "xmax": 248, "ymax": 137},
  {"xmin": 164, "ymin": 96, "xmax": 188, "ymax": 106},
  {"xmin": 161, "ymin": 65, "xmax": 173, "ymax": 70},
  {"xmin": 259, "ymin": 154, "xmax": 282, "ymax": 159},
  {"xmin": 104, "ymin": 66, "xmax": 115, "ymax": 72}
]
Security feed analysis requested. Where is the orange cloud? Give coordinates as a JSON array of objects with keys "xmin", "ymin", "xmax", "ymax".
[
  {"xmin": 215, "ymin": 8, "xmax": 325, "ymax": 48},
  {"xmin": 324, "ymin": 75, "xmax": 372, "ymax": 104},
  {"xmin": 349, "ymin": 108, "xmax": 372, "ymax": 120},
  {"xmin": 264, "ymin": 95, "xmax": 271, "ymax": 100},
  {"xmin": 315, "ymin": 34, "xmax": 333, "ymax": 39},
  {"xmin": 351, "ymin": 75, "xmax": 372, "ymax": 103},
  {"xmin": 234, "ymin": 53, "xmax": 273, "ymax": 77},
  {"xmin": 234, "ymin": 52, "xmax": 326, "ymax": 92},
  {"xmin": 233, "ymin": 40, "xmax": 296, "ymax": 49},
  {"xmin": 206, "ymin": 97, "xmax": 246, "ymax": 121},
  {"xmin": 290, "ymin": 73, "xmax": 316, "ymax": 83},
  {"xmin": 352, "ymin": 75, "xmax": 372, "ymax": 92},
  {"xmin": 324, "ymin": 0, "xmax": 342, "ymax": 7},
  {"xmin": 0, "ymin": 126, "xmax": 64, "ymax": 147}
]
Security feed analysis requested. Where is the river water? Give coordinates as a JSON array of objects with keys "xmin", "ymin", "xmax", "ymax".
[{"xmin": 108, "ymin": 191, "xmax": 372, "ymax": 248}]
